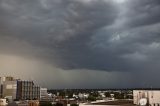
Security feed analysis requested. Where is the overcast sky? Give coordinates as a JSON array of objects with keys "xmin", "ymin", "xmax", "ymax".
[{"xmin": 0, "ymin": 0, "xmax": 160, "ymax": 89}]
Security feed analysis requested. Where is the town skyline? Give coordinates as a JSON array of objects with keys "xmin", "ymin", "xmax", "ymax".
[{"xmin": 1, "ymin": 0, "xmax": 160, "ymax": 89}]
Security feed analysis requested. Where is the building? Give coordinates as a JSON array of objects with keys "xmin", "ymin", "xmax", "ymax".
[
  {"xmin": 40, "ymin": 88, "xmax": 48, "ymax": 100},
  {"xmin": 16, "ymin": 80, "xmax": 40, "ymax": 100},
  {"xmin": 28, "ymin": 100, "xmax": 39, "ymax": 106},
  {"xmin": 0, "ymin": 84, "xmax": 3, "ymax": 98},
  {"xmin": 32, "ymin": 86, "xmax": 40, "ymax": 100},
  {"xmin": 8, "ymin": 100, "xmax": 39, "ymax": 106},
  {"xmin": 0, "ymin": 76, "xmax": 15, "ymax": 83},
  {"xmin": 0, "ymin": 76, "xmax": 15, "ymax": 98},
  {"xmin": 56, "ymin": 99, "xmax": 78, "ymax": 106},
  {"xmin": 133, "ymin": 90, "xmax": 160, "ymax": 106},
  {"xmin": 0, "ymin": 77, "xmax": 2, "ymax": 98},
  {"xmin": 40, "ymin": 88, "xmax": 53, "ymax": 101},
  {"xmin": 1, "ymin": 76, "xmax": 17, "ymax": 100},
  {"xmin": 0, "ymin": 76, "xmax": 41, "ymax": 102},
  {"xmin": 0, "ymin": 99, "xmax": 8, "ymax": 106},
  {"xmin": 2, "ymin": 80, "xmax": 17, "ymax": 101}
]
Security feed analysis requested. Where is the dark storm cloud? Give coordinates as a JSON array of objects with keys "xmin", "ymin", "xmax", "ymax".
[
  {"xmin": 1, "ymin": 0, "xmax": 160, "ymax": 74},
  {"xmin": 88, "ymin": 0, "xmax": 160, "ymax": 72},
  {"xmin": 124, "ymin": 0, "xmax": 160, "ymax": 28},
  {"xmin": 0, "ymin": 0, "xmax": 119, "ymax": 69}
]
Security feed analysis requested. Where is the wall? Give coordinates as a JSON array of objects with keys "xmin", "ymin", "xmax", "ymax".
[{"xmin": 133, "ymin": 90, "xmax": 160, "ymax": 106}]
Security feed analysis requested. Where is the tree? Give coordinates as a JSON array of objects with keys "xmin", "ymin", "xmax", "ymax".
[
  {"xmin": 55, "ymin": 103, "xmax": 63, "ymax": 106},
  {"xmin": 114, "ymin": 92, "xmax": 125, "ymax": 99},
  {"xmin": 90, "ymin": 91, "xmax": 99, "ymax": 97},
  {"xmin": 13, "ymin": 99, "xmax": 19, "ymax": 101},
  {"xmin": 71, "ymin": 104, "xmax": 79, "ymax": 106},
  {"xmin": 105, "ymin": 92, "xmax": 110, "ymax": 97},
  {"xmin": 87, "ymin": 96, "xmax": 96, "ymax": 101},
  {"xmin": 40, "ymin": 102, "xmax": 52, "ymax": 106}
]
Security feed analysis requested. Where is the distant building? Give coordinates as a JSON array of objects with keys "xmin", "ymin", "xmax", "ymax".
[
  {"xmin": 0, "ymin": 77, "xmax": 2, "ymax": 98},
  {"xmin": 16, "ymin": 80, "xmax": 40, "ymax": 100},
  {"xmin": 133, "ymin": 90, "xmax": 160, "ymax": 106},
  {"xmin": 0, "ymin": 84, "xmax": 3, "ymax": 98},
  {"xmin": 57, "ymin": 99, "xmax": 77, "ymax": 106},
  {"xmin": 0, "ymin": 76, "xmax": 17, "ymax": 100},
  {"xmin": 1, "ymin": 76, "xmax": 15, "ymax": 98},
  {"xmin": 8, "ymin": 100, "xmax": 39, "ymax": 106},
  {"xmin": 99, "ymin": 92, "xmax": 106, "ymax": 98},
  {"xmin": 78, "ymin": 93, "xmax": 89, "ymax": 99},
  {"xmin": 0, "ymin": 99, "xmax": 8, "ymax": 106},
  {"xmin": 0, "ymin": 76, "xmax": 15, "ymax": 84},
  {"xmin": 2, "ymin": 80, "xmax": 17, "ymax": 101},
  {"xmin": 0, "ymin": 76, "xmax": 42, "ymax": 102},
  {"xmin": 40, "ymin": 88, "xmax": 48, "ymax": 98}
]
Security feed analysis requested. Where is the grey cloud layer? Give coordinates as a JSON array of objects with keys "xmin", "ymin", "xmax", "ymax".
[{"xmin": 1, "ymin": 0, "xmax": 160, "ymax": 73}]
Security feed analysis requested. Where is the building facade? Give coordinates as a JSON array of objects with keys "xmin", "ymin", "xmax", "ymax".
[
  {"xmin": 133, "ymin": 90, "xmax": 160, "ymax": 106},
  {"xmin": 0, "ymin": 99, "xmax": 8, "ymax": 106},
  {"xmin": 16, "ymin": 81, "xmax": 40, "ymax": 100},
  {"xmin": 1, "ymin": 77, "xmax": 16, "ymax": 99},
  {"xmin": 2, "ymin": 80, "xmax": 17, "ymax": 101},
  {"xmin": 0, "ymin": 77, "xmax": 41, "ymax": 101},
  {"xmin": 0, "ymin": 77, "xmax": 3, "ymax": 98},
  {"xmin": 40, "ymin": 88, "xmax": 48, "ymax": 99}
]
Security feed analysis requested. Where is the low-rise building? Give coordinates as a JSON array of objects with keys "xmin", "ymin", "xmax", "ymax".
[
  {"xmin": 40, "ymin": 88, "xmax": 48, "ymax": 99},
  {"xmin": 133, "ymin": 90, "xmax": 160, "ymax": 106},
  {"xmin": 0, "ymin": 99, "xmax": 8, "ymax": 106},
  {"xmin": 8, "ymin": 100, "xmax": 39, "ymax": 106}
]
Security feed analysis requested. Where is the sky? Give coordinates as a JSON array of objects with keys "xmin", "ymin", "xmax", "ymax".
[{"xmin": 0, "ymin": 0, "xmax": 160, "ymax": 89}]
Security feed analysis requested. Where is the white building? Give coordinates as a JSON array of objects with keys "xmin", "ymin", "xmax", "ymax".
[
  {"xmin": 99, "ymin": 92, "xmax": 106, "ymax": 98},
  {"xmin": 40, "ymin": 88, "xmax": 48, "ymax": 98},
  {"xmin": 78, "ymin": 93, "xmax": 89, "ymax": 99},
  {"xmin": 133, "ymin": 90, "xmax": 160, "ymax": 106},
  {"xmin": 0, "ymin": 99, "xmax": 8, "ymax": 106}
]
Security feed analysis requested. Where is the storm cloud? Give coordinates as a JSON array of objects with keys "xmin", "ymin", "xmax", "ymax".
[{"xmin": 0, "ymin": 0, "xmax": 160, "ymax": 88}]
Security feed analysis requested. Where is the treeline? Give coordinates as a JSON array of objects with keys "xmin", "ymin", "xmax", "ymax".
[{"xmin": 48, "ymin": 88, "xmax": 160, "ymax": 93}]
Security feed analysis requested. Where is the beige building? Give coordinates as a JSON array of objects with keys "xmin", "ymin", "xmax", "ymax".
[
  {"xmin": 0, "ymin": 99, "xmax": 8, "ymax": 106},
  {"xmin": 133, "ymin": 90, "xmax": 160, "ymax": 106},
  {"xmin": 0, "ymin": 76, "xmax": 15, "ymax": 98},
  {"xmin": 2, "ymin": 80, "xmax": 17, "ymax": 101}
]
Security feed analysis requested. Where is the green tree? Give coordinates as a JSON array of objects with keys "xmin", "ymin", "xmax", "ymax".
[
  {"xmin": 40, "ymin": 102, "xmax": 52, "ymax": 106},
  {"xmin": 114, "ymin": 92, "xmax": 125, "ymax": 99},
  {"xmin": 55, "ymin": 103, "xmax": 63, "ymax": 106},
  {"xmin": 105, "ymin": 92, "xmax": 110, "ymax": 97},
  {"xmin": 87, "ymin": 96, "xmax": 96, "ymax": 101},
  {"xmin": 59, "ymin": 91, "xmax": 65, "ymax": 97},
  {"xmin": 71, "ymin": 104, "xmax": 79, "ymax": 106}
]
